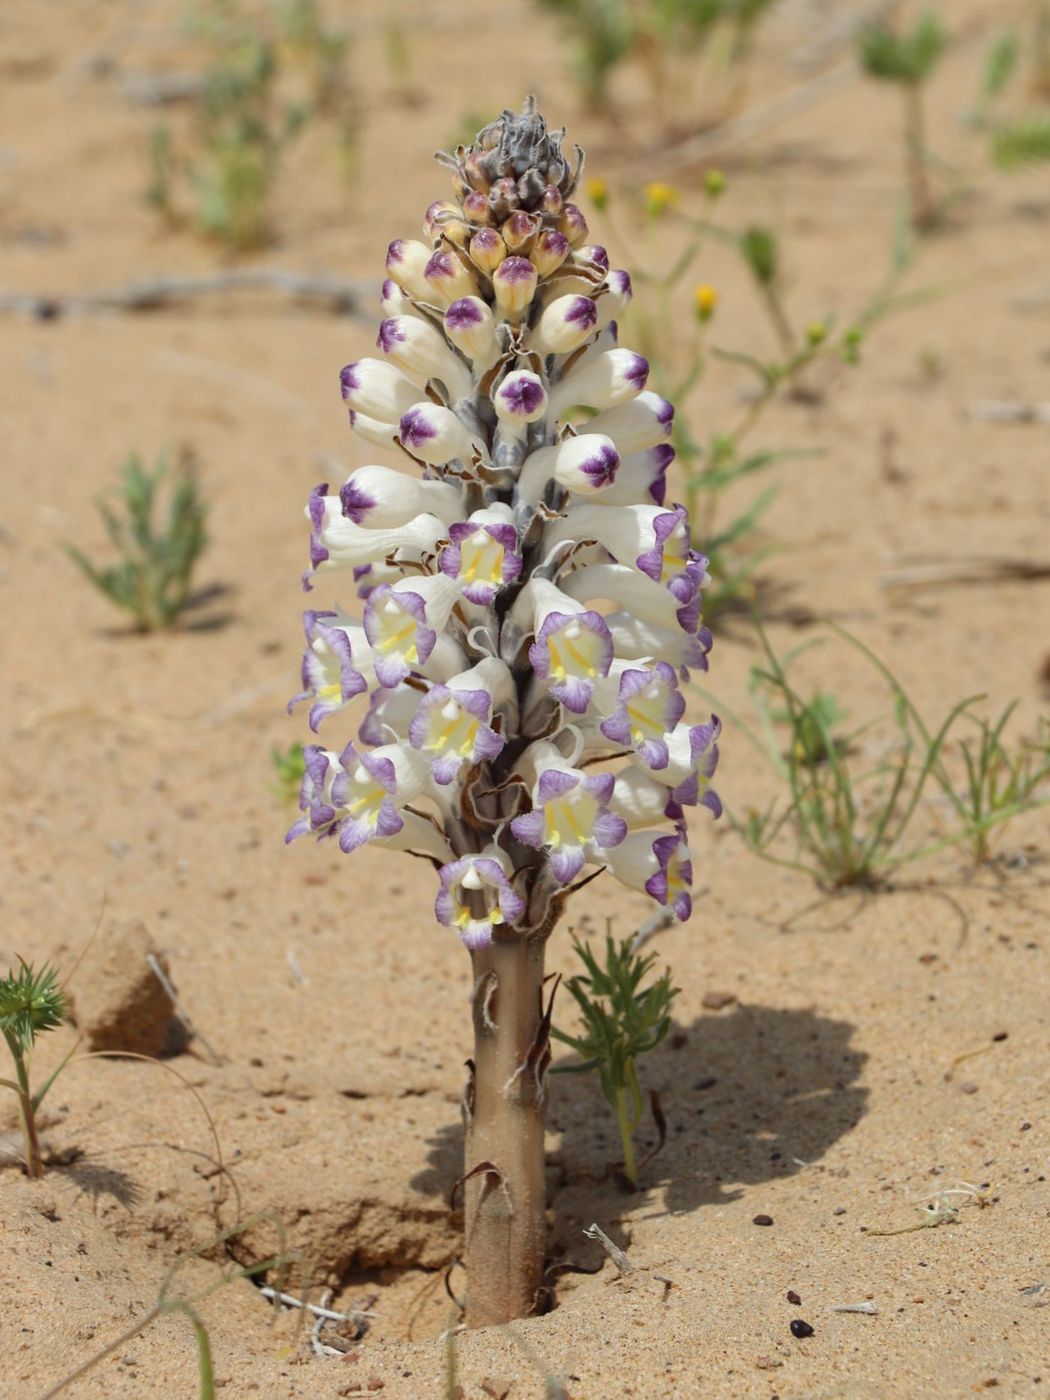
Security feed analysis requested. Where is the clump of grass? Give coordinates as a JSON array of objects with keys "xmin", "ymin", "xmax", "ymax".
[
  {"xmin": 533, "ymin": 0, "xmax": 776, "ymax": 124},
  {"xmin": 68, "ymin": 451, "xmax": 208, "ymax": 632},
  {"xmin": 1, "ymin": 961, "xmax": 69, "ymax": 1178},
  {"xmin": 857, "ymin": 10, "xmax": 947, "ymax": 229},
  {"xmin": 551, "ymin": 932, "xmax": 676, "ymax": 1187},
  {"xmin": 942, "ymin": 705, "xmax": 1050, "ymax": 864},
  {"xmin": 709, "ymin": 625, "xmax": 1050, "ymax": 888},
  {"xmin": 149, "ymin": 0, "xmax": 355, "ymax": 249}
]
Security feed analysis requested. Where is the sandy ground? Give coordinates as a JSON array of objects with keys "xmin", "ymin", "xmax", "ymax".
[{"xmin": 1, "ymin": 0, "xmax": 1049, "ymax": 1396}]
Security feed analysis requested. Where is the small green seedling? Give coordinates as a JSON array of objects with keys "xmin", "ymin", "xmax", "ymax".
[
  {"xmin": 858, "ymin": 10, "xmax": 947, "ymax": 228},
  {"xmin": 552, "ymin": 933, "xmax": 677, "ymax": 1187},
  {"xmin": 269, "ymin": 740, "xmax": 306, "ymax": 809},
  {"xmin": 1, "ymin": 961, "xmax": 68, "ymax": 1178},
  {"xmin": 68, "ymin": 451, "xmax": 208, "ymax": 632}
]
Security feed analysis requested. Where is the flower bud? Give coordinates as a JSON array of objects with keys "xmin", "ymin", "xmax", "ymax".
[
  {"xmin": 645, "ymin": 182, "xmax": 678, "ymax": 218},
  {"xmin": 559, "ymin": 203, "xmax": 588, "ymax": 247},
  {"xmin": 488, "ymin": 176, "xmax": 520, "ymax": 219},
  {"xmin": 586, "ymin": 389, "xmax": 674, "ymax": 453},
  {"xmin": 492, "ymin": 370, "xmax": 547, "ymax": 425},
  {"xmin": 527, "ymin": 293, "xmax": 598, "ymax": 355},
  {"xmin": 548, "ymin": 347, "xmax": 649, "ymax": 417},
  {"xmin": 443, "ymin": 296, "xmax": 497, "ymax": 364},
  {"xmin": 594, "ymin": 269, "xmax": 632, "ymax": 330},
  {"xmin": 530, "ymin": 229, "xmax": 570, "ymax": 278},
  {"xmin": 377, "ymin": 316, "xmax": 472, "ymax": 400},
  {"xmin": 339, "ymin": 463, "xmax": 462, "ymax": 529},
  {"xmin": 694, "ymin": 283, "xmax": 718, "ymax": 322},
  {"xmin": 399, "ymin": 402, "xmax": 478, "ymax": 465},
  {"xmin": 385, "ymin": 238, "xmax": 433, "ymax": 302},
  {"xmin": 541, "ymin": 185, "xmax": 564, "ymax": 216},
  {"xmin": 424, "ymin": 249, "xmax": 480, "ymax": 305},
  {"xmin": 469, "ymin": 227, "xmax": 507, "ymax": 275},
  {"xmin": 502, "ymin": 210, "xmax": 539, "ymax": 254},
  {"xmin": 347, "ymin": 409, "xmax": 399, "ymax": 449},
  {"xmin": 518, "ymin": 433, "xmax": 620, "ymax": 501},
  {"xmin": 703, "ymin": 168, "xmax": 726, "ymax": 198},
  {"xmin": 492, "ymin": 256, "xmax": 539, "ymax": 318},
  {"xmin": 340, "ymin": 358, "xmax": 419, "ymax": 421},
  {"xmin": 462, "ymin": 190, "xmax": 491, "ymax": 225},
  {"xmin": 380, "ymin": 277, "xmax": 418, "ymax": 318},
  {"xmin": 424, "ymin": 199, "xmax": 469, "ymax": 246},
  {"xmin": 574, "ymin": 245, "xmax": 609, "ymax": 274}
]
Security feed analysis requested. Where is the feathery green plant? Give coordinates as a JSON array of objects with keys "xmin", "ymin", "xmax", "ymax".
[
  {"xmin": 552, "ymin": 933, "xmax": 677, "ymax": 1186},
  {"xmin": 991, "ymin": 115, "xmax": 1050, "ymax": 170},
  {"xmin": 858, "ymin": 10, "xmax": 947, "ymax": 228},
  {"xmin": 1, "ymin": 961, "xmax": 68, "ymax": 1178},
  {"xmin": 269, "ymin": 740, "xmax": 306, "ymax": 810},
  {"xmin": 68, "ymin": 451, "xmax": 208, "ymax": 632}
]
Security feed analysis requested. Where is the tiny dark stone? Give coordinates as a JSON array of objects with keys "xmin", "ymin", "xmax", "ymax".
[
  {"xmin": 993, "ymin": 1031, "xmax": 1008, "ymax": 1042},
  {"xmin": 790, "ymin": 1319, "xmax": 814, "ymax": 1339},
  {"xmin": 694, "ymin": 1076, "xmax": 717, "ymax": 1091},
  {"xmin": 670, "ymin": 1031, "xmax": 688, "ymax": 1050},
  {"xmin": 1021, "ymin": 1122, "xmax": 1032, "ymax": 1131},
  {"xmin": 753, "ymin": 1214, "xmax": 774, "ymax": 1227},
  {"xmin": 787, "ymin": 1289, "xmax": 801, "ymax": 1305}
]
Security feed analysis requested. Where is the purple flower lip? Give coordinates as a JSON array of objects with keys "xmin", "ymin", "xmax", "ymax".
[
  {"xmin": 566, "ymin": 296, "xmax": 598, "ymax": 327},
  {"xmin": 608, "ymin": 269, "xmax": 631, "ymax": 295},
  {"xmin": 386, "ymin": 239, "xmax": 407, "ymax": 264},
  {"xmin": 497, "ymin": 256, "xmax": 537, "ymax": 284},
  {"xmin": 376, "ymin": 318, "xmax": 406, "ymax": 353},
  {"xmin": 382, "ymin": 278, "xmax": 398, "ymax": 299},
  {"xmin": 472, "ymin": 228, "xmax": 502, "ymax": 251},
  {"xmin": 339, "ymin": 363, "xmax": 360, "ymax": 397},
  {"xmin": 398, "ymin": 406, "xmax": 437, "ymax": 446},
  {"xmin": 339, "ymin": 480, "xmax": 376, "ymax": 524},
  {"xmin": 541, "ymin": 231, "xmax": 569, "ymax": 256},
  {"xmin": 626, "ymin": 354, "xmax": 650, "ymax": 389},
  {"xmin": 657, "ymin": 396, "xmax": 675, "ymax": 427},
  {"xmin": 446, "ymin": 297, "xmax": 484, "ymax": 329},
  {"xmin": 651, "ymin": 443, "xmax": 676, "ymax": 469}
]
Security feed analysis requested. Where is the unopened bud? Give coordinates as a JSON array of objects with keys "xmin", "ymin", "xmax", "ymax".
[
  {"xmin": 503, "ymin": 210, "xmax": 539, "ymax": 254},
  {"xmin": 492, "ymin": 256, "xmax": 539, "ymax": 318},
  {"xmin": 444, "ymin": 297, "xmax": 498, "ymax": 364},
  {"xmin": 386, "ymin": 238, "xmax": 434, "ymax": 303},
  {"xmin": 530, "ymin": 229, "xmax": 570, "ymax": 278},
  {"xmin": 806, "ymin": 320, "xmax": 827, "ymax": 347},
  {"xmin": 703, "ymin": 169, "xmax": 726, "ymax": 198},
  {"xmin": 493, "ymin": 370, "xmax": 547, "ymax": 425},
  {"xmin": 694, "ymin": 284, "xmax": 718, "ymax": 322},
  {"xmin": 528, "ymin": 294, "xmax": 598, "ymax": 355},
  {"xmin": 595, "ymin": 269, "xmax": 632, "ymax": 330},
  {"xmin": 469, "ymin": 227, "xmax": 507, "ymax": 275},
  {"xmin": 645, "ymin": 182, "xmax": 679, "ymax": 218},
  {"xmin": 541, "ymin": 185, "xmax": 564, "ymax": 216},
  {"xmin": 574, "ymin": 245, "xmax": 610, "ymax": 274},
  {"xmin": 489, "ymin": 177, "xmax": 520, "ymax": 220},
  {"xmin": 424, "ymin": 249, "xmax": 480, "ymax": 305},
  {"xmin": 340, "ymin": 358, "xmax": 419, "ymax": 421},
  {"xmin": 424, "ymin": 200, "xmax": 469, "ymax": 246},
  {"xmin": 462, "ymin": 190, "xmax": 491, "ymax": 225},
  {"xmin": 559, "ymin": 204, "xmax": 588, "ymax": 247},
  {"xmin": 399, "ymin": 402, "xmax": 477, "ymax": 465}
]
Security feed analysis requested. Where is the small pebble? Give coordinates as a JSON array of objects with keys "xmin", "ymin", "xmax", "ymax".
[
  {"xmin": 702, "ymin": 989, "xmax": 736, "ymax": 1011},
  {"xmin": 753, "ymin": 1214, "xmax": 774, "ymax": 1227},
  {"xmin": 694, "ymin": 1076, "xmax": 717, "ymax": 1091},
  {"xmin": 790, "ymin": 1319, "xmax": 814, "ymax": 1339},
  {"xmin": 787, "ymin": 1290, "xmax": 801, "ymax": 1305},
  {"xmin": 833, "ymin": 1206, "xmax": 847, "ymax": 1216},
  {"xmin": 959, "ymin": 1082, "xmax": 979, "ymax": 1095}
]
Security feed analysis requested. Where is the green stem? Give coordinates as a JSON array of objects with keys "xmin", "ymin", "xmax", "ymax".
[
  {"xmin": 4, "ymin": 1033, "xmax": 43, "ymax": 1178},
  {"xmin": 614, "ymin": 1083, "xmax": 638, "ymax": 1186}
]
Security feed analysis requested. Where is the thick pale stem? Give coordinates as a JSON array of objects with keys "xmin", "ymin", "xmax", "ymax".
[{"xmin": 463, "ymin": 936, "xmax": 548, "ymax": 1327}]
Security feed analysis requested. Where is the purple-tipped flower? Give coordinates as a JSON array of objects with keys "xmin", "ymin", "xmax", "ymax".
[
  {"xmin": 425, "ymin": 249, "xmax": 480, "ymax": 304},
  {"xmin": 493, "ymin": 370, "xmax": 547, "ymax": 425},
  {"xmin": 439, "ymin": 508, "xmax": 522, "ymax": 604},
  {"xmin": 514, "ymin": 578, "xmax": 614, "ymax": 713},
  {"xmin": 340, "ymin": 358, "xmax": 419, "ymax": 422},
  {"xmin": 605, "ymin": 826, "xmax": 694, "ymax": 921},
  {"xmin": 528, "ymin": 294, "xmax": 599, "ymax": 355},
  {"xmin": 598, "ymin": 662, "xmax": 687, "ymax": 770},
  {"xmin": 530, "ymin": 229, "xmax": 570, "ymax": 277},
  {"xmin": 548, "ymin": 347, "xmax": 649, "ymax": 417},
  {"xmin": 398, "ymin": 402, "xmax": 478, "ymax": 465},
  {"xmin": 362, "ymin": 575, "xmax": 460, "ymax": 687},
  {"xmin": 587, "ymin": 390, "xmax": 674, "ymax": 453},
  {"xmin": 517, "ymin": 434, "xmax": 620, "ymax": 502},
  {"xmin": 339, "ymin": 464, "xmax": 462, "ymax": 529},
  {"xmin": 303, "ymin": 484, "xmax": 447, "ymax": 587},
  {"xmin": 408, "ymin": 658, "xmax": 512, "ymax": 784},
  {"xmin": 385, "ymin": 238, "xmax": 433, "ymax": 302},
  {"xmin": 289, "ymin": 610, "xmax": 369, "ymax": 730},
  {"xmin": 443, "ymin": 296, "xmax": 498, "ymax": 364},
  {"xmin": 511, "ymin": 756, "xmax": 627, "ymax": 884},
  {"xmin": 492, "ymin": 256, "xmax": 539, "ymax": 317},
  {"xmin": 435, "ymin": 852, "xmax": 526, "ymax": 950},
  {"xmin": 376, "ymin": 316, "xmax": 472, "ymax": 400}
]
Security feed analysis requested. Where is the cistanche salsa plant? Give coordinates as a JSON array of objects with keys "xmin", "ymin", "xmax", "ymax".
[{"xmin": 287, "ymin": 98, "xmax": 720, "ymax": 1327}]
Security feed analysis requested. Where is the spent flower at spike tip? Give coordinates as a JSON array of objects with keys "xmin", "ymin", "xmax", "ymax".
[{"xmin": 285, "ymin": 97, "xmax": 721, "ymax": 1329}]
